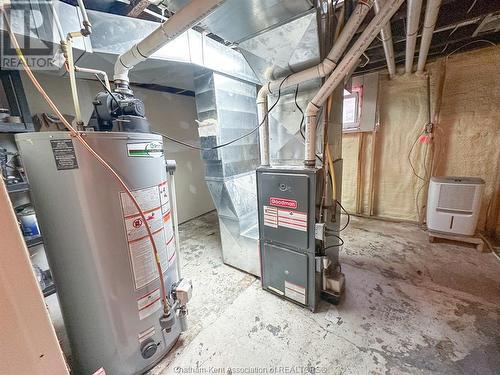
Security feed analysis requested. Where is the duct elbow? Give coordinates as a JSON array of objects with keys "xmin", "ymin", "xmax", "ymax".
[
  {"xmin": 305, "ymin": 102, "xmax": 320, "ymax": 117},
  {"xmin": 113, "ymin": 44, "xmax": 148, "ymax": 83},
  {"xmin": 113, "ymin": 58, "xmax": 130, "ymax": 83}
]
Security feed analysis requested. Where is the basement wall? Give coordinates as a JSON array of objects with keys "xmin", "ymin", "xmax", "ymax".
[
  {"xmin": 342, "ymin": 46, "xmax": 500, "ymax": 238},
  {"xmin": 18, "ymin": 73, "xmax": 214, "ymax": 223}
]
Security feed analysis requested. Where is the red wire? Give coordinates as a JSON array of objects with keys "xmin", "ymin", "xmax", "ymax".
[{"xmin": 2, "ymin": 10, "xmax": 170, "ymax": 314}]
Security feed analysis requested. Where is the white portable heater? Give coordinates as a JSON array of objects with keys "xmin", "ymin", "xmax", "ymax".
[{"xmin": 427, "ymin": 177, "xmax": 485, "ymax": 236}]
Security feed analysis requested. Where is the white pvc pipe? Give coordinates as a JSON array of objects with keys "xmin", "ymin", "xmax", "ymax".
[
  {"xmin": 374, "ymin": 0, "xmax": 396, "ymax": 77},
  {"xmin": 51, "ymin": 2, "xmax": 65, "ymax": 43},
  {"xmin": 257, "ymin": 101, "xmax": 271, "ymax": 166},
  {"xmin": 257, "ymin": 0, "xmax": 374, "ymax": 166},
  {"xmin": 74, "ymin": 66, "xmax": 111, "ymax": 91},
  {"xmin": 114, "ymin": 0, "xmax": 224, "ymax": 83},
  {"xmin": 417, "ymin": 0, "xmax": 442, "ymax": 72},
  {"xmin": 76, "ymin": 0, "xmax": 92, "ymax": 35},
  {"xmin": 304, "ymin": 0, "xmax": 405, "ymax": 165},
  {"xmin": 405, "ymin": 0, "xmax": 424, "ymax": 74}
]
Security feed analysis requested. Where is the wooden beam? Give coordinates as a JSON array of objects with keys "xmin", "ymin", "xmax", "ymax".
[{"xmin": 127, "ymin": 0, "xmax": 151, "ymax": 18}]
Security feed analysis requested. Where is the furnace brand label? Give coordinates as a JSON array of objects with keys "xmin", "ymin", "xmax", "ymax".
[
  {"xmin": 127, "ymin": 141, "xmax": 164, "ymax": 158},
  {"xmin": 269, "ymin": 197, "xmax": 298, "ymax": 209},
  {"xmin": 263, "ymin": 205, "xmax": 307, "ymax": 232}
]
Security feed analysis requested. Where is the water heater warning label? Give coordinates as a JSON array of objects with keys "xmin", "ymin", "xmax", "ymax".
[
  {"xmin": 137, "ymin": 289, "xmax": 161, "ymax": 320},
  {"xmin": 263, "ymin": 205, "xmax": 307, "ymax": 232},
  {"xmin": 120, "ymin": 183, "xmax": 173, "ymax": 291},
  {"xmin": 50, "ymin": 139, "xmax": 78, "ymax": 170}
]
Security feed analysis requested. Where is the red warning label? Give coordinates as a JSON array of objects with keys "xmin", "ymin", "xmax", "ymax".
[
  {"xmin": 278, "ymin": 209, "xmax": 307, "ymax": 231},
  {"xmin": 269, "ymin": 197, "xmax": 298, "ymax": 209},
  {"xmin": 263, "ymin": 205, "xmax": 307, "ymax": 232}
]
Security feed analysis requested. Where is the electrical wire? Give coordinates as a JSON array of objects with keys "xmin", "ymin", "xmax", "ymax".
[
  {"xmin": 446, "ymin": 39, "xmax": 497, "ymax": 57},
  {"xmin": 323, "ymin": 233, "xmax": 344, "ymax": 249},
  {"xmin": 336, "ymin": 200, "xmax": 350, "ymax": 231},
  {"xmin": 2, "ymin": 12, "xmax": 172, "ymax": 315},
  {"xmin": 294, "ymin": 84, "xmax": 323, "ymax": 163},
  {"xmin": 151, "ymin": 74, "xmax": 293, "ymax": 151},
  {"xmin": 94, "ymin": 73, "xmax": 122, "ymax": 116},
  {"xmin": 295, "ymin": 84, "xmax": 305, "ymax": 140},
  {"xmin": 407, "ymin": 128, "xmax": 427, "ymax": 181}
]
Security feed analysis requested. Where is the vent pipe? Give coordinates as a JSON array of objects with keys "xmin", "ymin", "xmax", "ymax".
[
  {"xmin": 114, "ymin": 0, "xmax": 224, "ymax": 84},
  {"xmin": 257, "ymin": 0, "xmax": 374, "ymax": 166},
  {"xmin": 304, "ymin": 0, "xmax": 405, "ymax": 166},
  {"xmin": 417, "ymin": 0, "xmax": 442, "ymax": 73},
  {"xmin": 405, "ymin": 0, "xmax": 424, "ymax": 73},
  {"xmin": 374, "ymin": 0, "xmax": 396, "ymax": 77}
]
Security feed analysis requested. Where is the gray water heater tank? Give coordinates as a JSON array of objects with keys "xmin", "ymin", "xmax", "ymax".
[{"xmin": 16, "ymin": 131, "xmax": 180, "ymax": 375}]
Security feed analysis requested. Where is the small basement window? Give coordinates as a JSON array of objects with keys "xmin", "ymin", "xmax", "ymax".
[{"xmin": 342, "ymin": 87, "xmax": 362, "ymax": 131}]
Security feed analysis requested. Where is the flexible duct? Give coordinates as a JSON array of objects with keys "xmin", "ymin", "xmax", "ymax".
[
  {"xmin": 304, "ymin": 0, "xmax": 405, "ymax": 166},
  {"xmin": 114, "ymin": 0, "xmax": 224, "ymax": 83},
  {"xmin": 374, "ymin": 0, "xmax": 396, "ymax": 77},
  {"xmin": 405, "ymin": 0, "xmax": 424, "ymax": 73},
  {"xmin": 417, "ymin": 0, "xmax": 442, "ymax": 72},
  {"xmin": 257, "ymin": 0, "xmax": 374, "ymax": 166}
]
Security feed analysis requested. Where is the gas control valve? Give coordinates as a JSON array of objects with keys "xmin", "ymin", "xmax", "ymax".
[{"xmin": 172, "ymin": 278, "xmax": 192, "ymax": 306}]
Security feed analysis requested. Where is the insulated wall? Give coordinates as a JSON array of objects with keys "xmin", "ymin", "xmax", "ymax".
[{"xmin": 342, "ymin": 46, "xmax": 500, "ymax": 238}]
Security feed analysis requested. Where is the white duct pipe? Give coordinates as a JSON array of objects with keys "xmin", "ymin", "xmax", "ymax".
[
  {"xmin": 76, "ymin": 0, "xmax": 92, "ymax": 35},
  {"xmin": 304, "ymin": 0, "xmax": 405, "ymax": 166},
  {"xmin": 405, "ymin": 0, "xmax": 424, "ymax": 73},
  {"xmin": 51, "ymin": 2, "xmax": 65, "ymax": 43},
  {"xmin": 417, "ymin": 0, "xmax": 442, "ymax": 72},
  {"xmin": 374, "ymin": 0, "xmax": 396, "ymax": 77},
  {"xmin": 114, "ymin": 0, "xmax": 224, "ymax": 83},
  {"xmin": 74, "ymin": 66, "xmax": 111, "ymax": 91},
  {"xmin": 257, "ymin": 0, "xmax": 374, "ymax": 166}
]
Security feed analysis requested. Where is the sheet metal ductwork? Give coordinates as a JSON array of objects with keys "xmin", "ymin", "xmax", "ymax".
[
  {"xmin": 194, "ymin": 71, "xmax": 260, "ymax": 276},
  {"xmin": 0, "ymin": 1, "xmax": 258, "ymax": 89},
  {"xmin": 238, "ymin": 10, "xmax": 322, "ymax": 165}
]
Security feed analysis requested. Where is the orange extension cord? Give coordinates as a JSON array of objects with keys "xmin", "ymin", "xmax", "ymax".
[{"xmin": 1, "ymin": 10, "xmax": 170, "ymax": 314}]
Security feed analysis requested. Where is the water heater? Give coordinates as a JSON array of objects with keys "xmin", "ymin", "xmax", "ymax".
[
  {"xmin": 427, "ymin": 176, "xmax": 485, "ymax": 236},
  {"xmin": 16, "ymin": 131, "xmax": 185, "ymax": 375}
]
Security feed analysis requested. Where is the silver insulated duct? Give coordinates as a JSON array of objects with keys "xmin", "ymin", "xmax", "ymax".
[
  {"xmin": 194, "ymin": 71, "xmax": 261, "ymax": 276},
  {"xmin": 16, "ymin": 132, "xmax": 181, "ymax": 375}
]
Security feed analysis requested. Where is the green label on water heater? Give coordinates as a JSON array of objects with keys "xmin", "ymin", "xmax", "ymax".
[{"xmin": 127, "ymin": 141, "xmax": 164, "ymax": 158}]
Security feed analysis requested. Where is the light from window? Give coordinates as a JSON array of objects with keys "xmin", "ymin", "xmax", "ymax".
[{"xmin": 343, "ymin": 92, "xmax": 359, "ymax": 130}]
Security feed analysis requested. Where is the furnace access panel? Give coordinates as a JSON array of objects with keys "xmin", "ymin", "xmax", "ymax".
[{"xmin": 256, "ymin": 166, "xmax": 321, "ymax": 311}]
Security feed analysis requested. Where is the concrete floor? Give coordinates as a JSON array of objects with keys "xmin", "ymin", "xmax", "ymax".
[{"xmin": 48, "ymin": 211, "xmax": 500, "ymax": 374}]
